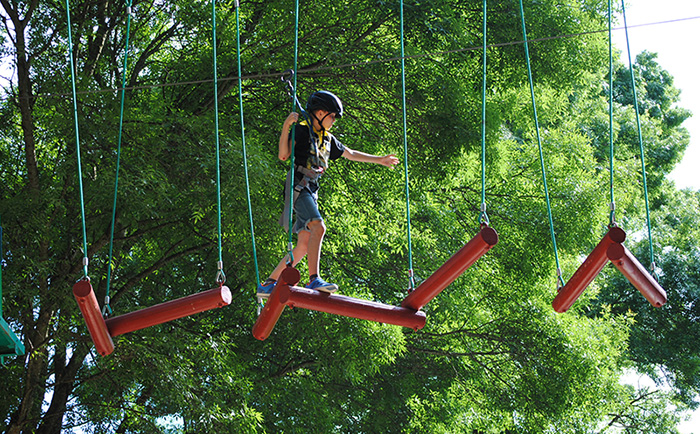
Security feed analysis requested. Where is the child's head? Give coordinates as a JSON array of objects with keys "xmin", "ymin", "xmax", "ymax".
[{"xmin": 307, "ymin": 91, "xmax": 343, "ymax": 130}]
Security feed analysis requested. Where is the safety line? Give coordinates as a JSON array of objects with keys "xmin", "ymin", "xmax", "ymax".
[
  {"xmin": 518, "ymin": 0, "xmax": 563, "ymax": 288},
  {"xmin": 621, "ymin": 0, "xmax": 657, "ymax": 273},
  {"xmin": 65, "ymin": 0, "xmax": 90, "ymax": 279},
  {"xmin": 608, "ymin": 0, "xmax": 616, "ymax": 226},
  {"xmin": 235, "ymin": 0, "xmax": 261, "ymax": 287},
  {"xmin": 399, "ymin": 0, "xmax": 415, "ymax": 292},
  {"xmin": 285, "ymin": 0, "xmax": 301, "ymax": 264},
  {"xmin": 479, "ymin": 0, "xmax": 490, "ymax": 225},
  {"xmin": 103, "ymin": 0, "xmax": 134, "ymax": 316},
  {"xmin": 212, "ymin": 0, "xmax": 226, "ymax": 284}
]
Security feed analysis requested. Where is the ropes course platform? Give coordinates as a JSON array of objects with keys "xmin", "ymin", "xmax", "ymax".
[
  {"xmin": 253, "ymin": 226, "xmax": 498, "ymax": 341},
  {"xmin": 74, "ymin": 280, "xmax": 231, "ymax": 356},
  {"xmin": 0, "ymin": 317, "xmax": 25, "ymax": 359},
  {"xmin": 1, "ymin": 220, "xmax": 25, "ymax": 361},
  {"xmin": 253, "ymin": 267, "xmax": 426, "ymax": 341}
]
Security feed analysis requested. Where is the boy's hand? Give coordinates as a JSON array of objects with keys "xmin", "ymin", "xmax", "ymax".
[
  {"xmin": 380, "ymin": 154, "xmax": 399, "ymax": 167},
  {"xmin": 284, "ymin": 112, "xmax": 299, "ymax": 126}
]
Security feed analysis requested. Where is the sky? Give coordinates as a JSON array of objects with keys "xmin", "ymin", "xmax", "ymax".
[
  {"xmin": 613, "ymin": 0, "xmax": 700, "ymax": 191},
  {"xmin": 613, "ymin": 2, "xmax": 700, "ymax": 432}
]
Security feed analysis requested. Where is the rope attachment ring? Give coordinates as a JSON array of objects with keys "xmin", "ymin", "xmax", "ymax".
[{"xmin": 216, "ymin": 260, "xmax": 226, "ymax": 285}]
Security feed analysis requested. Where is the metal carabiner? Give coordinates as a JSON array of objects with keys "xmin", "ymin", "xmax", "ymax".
[{"xmin": 281, "ymin": 69, "xmax": 295, "ymax": 96}]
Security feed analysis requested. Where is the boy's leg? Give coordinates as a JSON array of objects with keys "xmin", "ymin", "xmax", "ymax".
[
  {"xmin": 268, "ymin": 231, "xmax": 310, "ymax": 281},
  {"xmin": 257, "ymin": 232, "xmax": 310, "ymax": 298},
  {"xmin": 306, "ymin": 219, "xmax": 325, "ymax": 277},
  {"xmin": 305, "ymin": 219, "xmax": 337, "ymax": 293}
]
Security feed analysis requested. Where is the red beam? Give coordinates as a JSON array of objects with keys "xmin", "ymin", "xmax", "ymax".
[
  {"xmin": 73, "ymin": 280, "xmax": 114, "ymax": 356},
  {"xmin": 106, "ymin": 286, "xmax": 232, "ymax": 337},
  {"xmin": 402, "ymin": 225, "xmax": 498, "ymax": 311},
  {"xmin": 607, "ymin": 243, "xmax": 667, "ymax": 307},
  {"xmin": 251, "ymin": 266, "xmax": 301, "ymax": 341},
  {"xmin": 552, "ymin": 227, "xmax": 626, "ymax": 313},
  {"xmin": 278, "ymin": 286, "xmax": 427, "ymax": 330},
  {"xmin": 252, "ymin": 282, "xmax": 290, "ymax": 341}
]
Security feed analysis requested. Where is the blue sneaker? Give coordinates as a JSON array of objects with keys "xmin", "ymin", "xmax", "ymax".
[
  {"xmin": 256, "ymin": 279, "xmax": 276, "ymax": 299},
  {"xmin": 305, "ymin": 277, "xmax": 338, "ymax": 293}
]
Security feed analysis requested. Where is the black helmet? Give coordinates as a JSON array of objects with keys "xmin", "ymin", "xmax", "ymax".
[{"xmin": 306, "ymin": 91, "xmax": 343, "ymax": 118}]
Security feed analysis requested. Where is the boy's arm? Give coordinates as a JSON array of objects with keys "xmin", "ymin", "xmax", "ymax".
[
  {"xmin": 342, "ymin": 147, "xmax": 399, "ymax": 168},
  {"xmin": 278, "ymin": 112, "xmax": 299, "ymax": 161}
]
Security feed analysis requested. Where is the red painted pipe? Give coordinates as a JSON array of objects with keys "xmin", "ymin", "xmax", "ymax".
[
  {"xmin": 279, "ymin": 286, "xmax": 427, "ymax": 330},
  {"xmin": 402, "ymin": 225, "xmax": 498, "ymax": 311},
  {"xmin": 607, "ymin": 243, "xmax": 667, "ymax": 307},
  {"xmin": 106, "ymin": 286, "xmax": 232, "ymax": 337},
  {"xmin": 252, "ymin": 282, "xmax": 289, "ymax": 341},
  {"xmin": 73, "ymin": 280, "xmax": 114, "ymax": 356},
  {"xmin": 552, "ymin": 227, "xmax": 627, "ymax": 313}
]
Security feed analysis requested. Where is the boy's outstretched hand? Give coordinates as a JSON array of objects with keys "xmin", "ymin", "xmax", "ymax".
[{"xmin": 379, "ymin": 154, "xmax": 400, "ymax": 168}]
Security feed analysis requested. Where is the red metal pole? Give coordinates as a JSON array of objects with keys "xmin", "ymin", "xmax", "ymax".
[
  {"xmin": 607, "ymin": 243, "xmax": 667, "ymax": 307},
  {"xmin": 278, "ymin": 286, "xmax": 427, "ymax": 330},
  {"xmin": 106, "ymin": 286, "xmax": 232, "ymax": 337},
  {"xmin": 552, "ymin": 227, "xmax": 626, "ymax": 313},
  {"xmin": 73, "ymin": 280, "xmax": 114, "ymax": 356},
  {"xmin": 252, "ymin": 282, "xmax": 290, "ymax": 341},
  {"xmin": 402, "ymin": 225, "xmax": 498, "ymax": 311}
]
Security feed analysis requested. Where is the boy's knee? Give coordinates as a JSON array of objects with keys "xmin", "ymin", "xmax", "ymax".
[{"xmin": 308, "ymin": 219, "xmax": 325, "ymax": 235}]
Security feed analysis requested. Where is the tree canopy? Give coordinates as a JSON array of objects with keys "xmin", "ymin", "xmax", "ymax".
[{"xmin": 1, "ymin": 0, "xmax": 697, "ymax": 433}]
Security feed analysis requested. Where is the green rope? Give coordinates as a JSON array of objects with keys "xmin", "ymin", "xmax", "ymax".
[
  {"xmin": 104, "ymin": 0, "xmax": 134, "ymax": 316},
  {"xmin": 211, "ymin": 0, "xmax": 226, "ymax": 284},
  {"xmin": 399, "ymin": 0, "xmax": 415, "ymax": 291},
  {"xmin": 234, "ymin": 1, "xmax": 261, "ymax": 287},
  {"xmin": 608, "ymin": 0, "xmax": 616, "ymax": 226},
  {"xmin": 621, "ymin": 0, "xmax": 656, "ymax": 272},
  {"xmin": 479, "ymin": 0, "xmax": 490, "ymax": 225},
  {"xmin": 286, "ymin": 0, "xmax": 301, "ymax": 264},
  {"xmin": 518, "ymin": 0, "xmax": 563, "ymax": 287},
  {"xmin": 65, "ymin": 0, "xmax": 89, "ymax": 280}
]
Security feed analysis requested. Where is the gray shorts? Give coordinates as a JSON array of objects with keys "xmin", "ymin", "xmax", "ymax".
[{"xmin": 293, "ymin": 188, "xmax": 322, "ymax": 233}]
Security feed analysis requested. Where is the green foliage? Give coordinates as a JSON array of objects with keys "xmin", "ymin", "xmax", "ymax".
[{"xmin": 0, "ymin": 0, "xmax": 697, "ymax": 433}]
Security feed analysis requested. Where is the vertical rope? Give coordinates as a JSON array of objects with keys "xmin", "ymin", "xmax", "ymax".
[
  {"xmin": 399, "ymin": 0, "xmax": 415, "ymax": 291},
  {"xmin": 479, "ymin": 0, "xmax": 490, "ymax": 225},
  {"xmin": 518, "ymin": 0, "xmax": 563, "ymax": 287},
  {"xmin": 608, "ymin": 0, "xmax": 616, "ymax": 226},
  {"xmin": 286, "ymin": 0, "xmax": 301, "ymax": 263},
  {"xmin": 212, "ymin": 0, "xmax": 226, "ymax": 284},
  {"xmin": 65, "ymin": 0, "xmax": 89, "ymax": 280},
  {"xmin": 234, "ymin": 0, "xmax": 261, "ymax": 286},
  {"xmin": 103, "ymin": 0, "xmax": 134, "ymax": 315},
  {"xmin": 621, "ymin": 0, "xmax": 656, "ymax": 272}
]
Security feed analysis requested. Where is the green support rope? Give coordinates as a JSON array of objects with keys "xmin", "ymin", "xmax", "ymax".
[
  {"xmin": 621, "ymin": 0, "xmax": 656, "ymax": 273},
  {"xmin": 399, "ymin": 0, "xmax": 415, "ymax": 291},
  {"xmin": 65, "ymin": 0, "xmax": 90, "ymax": 280},
  {"xmin": 518, "ymin": 0, "xmax": 563, "ymax": 288},
  {"xmin": 234, "ymin": 0, "xmax": 261, "ymax": 287},
  {"xmin": 103, "ymin": 0, "xmax": 134, "ymax": 316},
  {"xmin": 479, "ymin": 0, "xmax": 490, "ymax": 225},
  {"xmin": 212, "ymin": 0, "xmax": 226, "ymax": 285},
  {"xmin": 285, "ymin": 0, "xmax": 302, "ymax": 265},
  {"xmin": 608, "ymin": 0, "xmax": 617, "ymax": 226}
]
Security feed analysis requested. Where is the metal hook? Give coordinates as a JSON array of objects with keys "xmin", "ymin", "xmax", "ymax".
[{"xmin": 281, "ymin": 69, "xmax": 295, "ymax": 95}]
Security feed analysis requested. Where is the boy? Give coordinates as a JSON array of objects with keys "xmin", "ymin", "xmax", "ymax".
[{"xmin": 257, "ymin": 90, "xmax": 398, "ymax": 298}]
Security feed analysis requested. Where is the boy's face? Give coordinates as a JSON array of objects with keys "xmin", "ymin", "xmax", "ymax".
[{"xmin": 315, "ymin": 110, "xmax": 338, "ymax": 131}]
